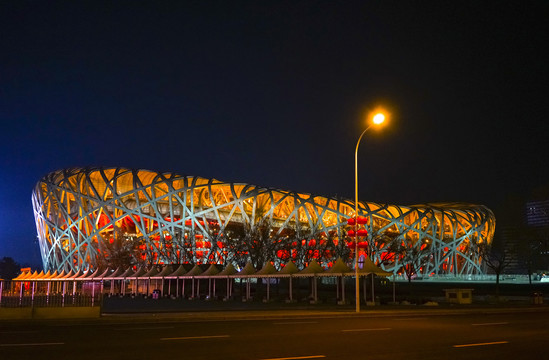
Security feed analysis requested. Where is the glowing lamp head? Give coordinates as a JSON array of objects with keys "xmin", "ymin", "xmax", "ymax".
[{"xmin": 373, "ymin": 113, "xmax": 385, "ymax": 125}]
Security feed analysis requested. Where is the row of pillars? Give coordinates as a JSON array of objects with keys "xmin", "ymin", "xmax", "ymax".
[{"xmin": 4, "ymin": 274, "xmax": 395, "ymax": 306}]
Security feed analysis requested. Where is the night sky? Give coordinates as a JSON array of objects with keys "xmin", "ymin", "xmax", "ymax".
[{"xmin": 1, "ymin": 1, "xmax": 548, "ymax": 267}]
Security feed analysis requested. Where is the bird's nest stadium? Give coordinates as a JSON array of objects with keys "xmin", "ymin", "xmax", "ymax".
[{"xmin": 32, "ymin": 167, "xmax": 495, "ymax": 277}]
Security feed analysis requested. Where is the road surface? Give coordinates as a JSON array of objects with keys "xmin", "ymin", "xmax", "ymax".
[{"xmin": 1, "ymin": 310, "xmax": 548, "ymax": 359}]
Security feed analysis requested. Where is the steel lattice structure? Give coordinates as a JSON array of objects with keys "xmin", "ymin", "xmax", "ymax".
[{"xmin": 32, "ymin": 167, "xmax": 495, "ymax": 276}]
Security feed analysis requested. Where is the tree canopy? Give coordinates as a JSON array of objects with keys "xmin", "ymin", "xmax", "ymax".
[{"xmin": 0, "ymin": 256, "xmax": 21, "ymax": 280}]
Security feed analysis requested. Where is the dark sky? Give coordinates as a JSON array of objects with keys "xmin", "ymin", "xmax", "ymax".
[{"xmin": 1, "ymin": 1, "xmax": 548, "ymax": 266}]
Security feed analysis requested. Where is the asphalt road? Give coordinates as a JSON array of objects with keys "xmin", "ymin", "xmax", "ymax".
[{"xmin": 1, "ymin": 310, "xmax": 548, "ymax": 360}]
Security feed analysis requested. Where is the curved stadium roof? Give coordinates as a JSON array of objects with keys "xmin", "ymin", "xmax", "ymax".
[{"xmin": 32, "ymin": 167, "xmax": 495, "ymax": 276}]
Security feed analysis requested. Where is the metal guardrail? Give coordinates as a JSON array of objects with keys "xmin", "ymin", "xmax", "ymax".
[
  {"xmin": 0, "ymin": 294, "xmax": 101, "ymax": 308},
  {"xmin": 391, "ymin": 274, "xmax": 538, "ymax": 283}
]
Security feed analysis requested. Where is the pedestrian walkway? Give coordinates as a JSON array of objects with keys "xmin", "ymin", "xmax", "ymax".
[{"xmin": 98, "ymin": 298, "xmax": 549, "ymax": 324}]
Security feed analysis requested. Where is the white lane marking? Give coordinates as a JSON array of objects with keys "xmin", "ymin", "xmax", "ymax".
[
  {"xmin": 0, "ymin": 342, "xmax": 65, "ymax": 347},
  {"xmin": 342, "ymin": 328, "xmax": 391, "ymax": 332},
  {"xmin": 160, "ymin": 335, "xmax": 230, "ymax": 340},
  {"xmin": 115, "ymin": 326, "xmax": 175, "ymax": 330},
  {"xmin": 472, "ymin": 322, "xmax": 509, "ymax": 326},
  {"xmin": 453, "ymin": 341, "xmax": 509, "ymax": 348},
  {"xmin": 260, "ymin": 356, "xmax": 326, "ymax": 360},
  {"xmin": 273, "ymin": 321, "xmax": 318, "ymax": 325}
]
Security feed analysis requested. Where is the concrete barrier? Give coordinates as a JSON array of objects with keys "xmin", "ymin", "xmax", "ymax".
[
  {"xmin": 0, "ymin": 307, "xmax": 100, "ymax": 320},
  {"xmin": 33, "ymin": 307, "xmax": 101, "ymax": 319},
  {"xmin": 0, "ymin": 307, "xmax": 33, "ymax": 319}
]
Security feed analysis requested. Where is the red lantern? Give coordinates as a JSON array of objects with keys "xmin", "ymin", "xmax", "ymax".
[
  {"xmin": 357, "ymin": 241, "xmax": 369, "ymax": 249},
  {"xmin": 185, "ymin": 219, "xmax": 205, "ymax": 226},
  {"xmin": 357, "ymin": 229, "xmax": 368, "ymax": 237},
  {"xmin": 347, "ymin": 217, "xmax": 356, "ymax": 225},
  {"xmin": 347, "ymin": 241, "xmax": 369, "ymax": 249},
  {"xmin": 347, "ymin": 229, "xmax": 356, "ymax": 237},
  {"xmin": 357, "ymin": 216, "xmax": 368, "ymax": 225}
]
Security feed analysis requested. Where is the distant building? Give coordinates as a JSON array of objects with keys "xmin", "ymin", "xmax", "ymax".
[
  {"xmin": 496, "ymin": 226, "xmax": 525, "ymax": 275},
  {"xmin": 525, "ymin": 199, "xmax": 549, "ymax": 272},
  {"xmin": 526, "ymin": 200, "xmax": 549, "ymax": 227}
]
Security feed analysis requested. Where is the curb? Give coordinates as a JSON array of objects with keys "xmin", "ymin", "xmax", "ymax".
[{"xmin": 97, "ymin": 304, "xmax": 549, "ymax": 323}]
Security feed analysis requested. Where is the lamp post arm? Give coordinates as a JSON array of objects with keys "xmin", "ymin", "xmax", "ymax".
[{"xmin": 355, "ymin": 124, "xmax": 373, "ymax": 156}]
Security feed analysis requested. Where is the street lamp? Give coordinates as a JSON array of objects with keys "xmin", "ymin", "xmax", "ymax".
[{"xmin": 354, "ymin": 111, "xmax": 386, "ymax": 313}]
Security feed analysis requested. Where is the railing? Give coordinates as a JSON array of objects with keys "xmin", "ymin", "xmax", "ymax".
[
  {"xmin": 391, "ymin": 274, "xmax": 535, "ymax": 283},
  {"xmin": 0, "ymin": 293, "xmax": 101, "ymax": 308}
]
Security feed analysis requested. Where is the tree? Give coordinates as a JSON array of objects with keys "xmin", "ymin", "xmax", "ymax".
[
  {"xmin": 371, "ymin": 229, "xmax": 400, "ymax": 267},
  {"xmin": 0, "ymin": 257, "xmax": 21, "ymax": 280},
  {"xmin": 334, "ymin": 230, "xmax": 352, "ymax": 263},
  {"xmin": 387, "ymin": 236, "xmax": 431, "ymax": 282},
  {"xmin": 281, "ymin": 220, "xmax": 323, "ymax": 270},
  {"xmin": 225, "ymin": 217, "xmax": 279, "ymax": 269},
  {"xmin": 170, "ymin": 227, "xmax": 198, "ymax": 265},
  {"xmin": 520, "ymin": 225, "xmax": 549, "ymax": 282},
  {"xmin": 225, "ymin": 224, "xmax": 248, "ymax": 269},
  {"xmin": 206, "ymin": 231, "xmax": 227, "ymax": 264},
  {"xmin": 516, "ymin": 227, "xmax": 537, "ymax": 284},
  {"xmin": 288, "ymin": 221, "xmax": 308, "ymax": 269},
  {"xmin": 97, "ymin": 227, "xmax": 146, "ymax": 270},
  {"xmin": 315, "ymin": 230, "xmax": 339, "ymax": 266},
  {"xmin": 479, "ymin": 242, "xmax": 514, "ymax": 298}
]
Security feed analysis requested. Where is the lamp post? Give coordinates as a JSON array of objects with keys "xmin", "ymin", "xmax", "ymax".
[{"xmin": 354, "ymin": 112, "xmax": 385, "ymax": 313}]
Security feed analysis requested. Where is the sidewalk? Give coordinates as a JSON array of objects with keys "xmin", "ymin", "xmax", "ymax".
[
  {"xmin": 98, "ymin": 298, "xmax": 549, "ymax": 323},
  {"xmin": 3, "ymin": 293, "xmax": 547, "ymax": 323},
  {"xmin": 2, "ymin": 301, "xmax": 547, "ymax": 324}
]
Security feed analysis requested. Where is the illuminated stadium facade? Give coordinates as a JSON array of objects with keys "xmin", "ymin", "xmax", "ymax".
[{"xmin": 32, "ymin": 167, "xmax": 495, "ymax": 277}]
